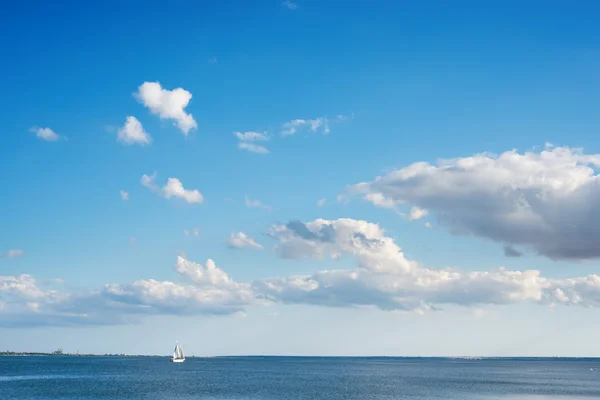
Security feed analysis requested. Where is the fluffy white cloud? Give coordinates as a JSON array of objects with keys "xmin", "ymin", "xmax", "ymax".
[
  {"xmin": 141, "ymin": 173, "xmax": 203, "ymax": 204},
  {"xmin": 9, "ymin": 217, "xmax": 600, "ymax": 327},
  {"xmin": 268, "ymin": 218, "xmax": 417, "ymax": 274},
  {"xmin": 226, "ymin": 232, "xmax": 264, "ymax": 250},
  {"xmin": 135, "ymin": 81, "xmax": 197, "ymax": 135},
  {"xmin": 0, "ymin": 257, "xmax": 262, "ymax": 327},
  {"xmin": 163, "ymin": 178, "xmax": 203, "ymax": 204},
  {"xmin": 345, "ymin": 146, "xmax": 600, "ymax": 260},
  {"xmin": 245, "ymin": 196, "xmax": 271, "ymax": 211},
  {"xmin": 6, "ymin": 220, "xmax": 600, "ymax": 327},
  {"xmin": 120, "ymin": 190, "xmax": 129, "ymax": 201},
  {"xmin": 260, "ymin": 218, "xmax": 600, "ymax": 312},
  {"xmin": 29, "ymin": 126, "xmax": 61, "ymax": 142},
  {"xmin": 117, "ymin": 116, "xmax": 151, "ymax": 145},
  {"xmin": 234, "ymin": 131, "xmax": 270, "ymax": 154}
]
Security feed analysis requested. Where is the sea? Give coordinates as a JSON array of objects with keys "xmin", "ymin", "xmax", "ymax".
[{"xmin": 1, "ymin": 356, "xmax": 600, "ymax": 400}]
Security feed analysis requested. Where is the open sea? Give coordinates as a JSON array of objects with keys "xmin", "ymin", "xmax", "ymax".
[{"xmin": 1, "ymin": 356, "xmax": 600, "ymax": 400}]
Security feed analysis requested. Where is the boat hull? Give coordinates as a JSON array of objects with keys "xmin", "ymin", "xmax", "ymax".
[{"xmin": 170, "ymin": 358, "xmax": 185, "ymax": 363}]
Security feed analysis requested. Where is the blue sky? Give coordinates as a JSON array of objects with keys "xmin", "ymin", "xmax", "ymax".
[{"xmin": 2, "ymin": 1, "xmax": 600, "ymax": 356}]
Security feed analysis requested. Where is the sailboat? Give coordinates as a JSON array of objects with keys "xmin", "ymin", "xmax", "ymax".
[{"xmin": 170, "ymin": 342, "xmax": 185, "ymax": 363}]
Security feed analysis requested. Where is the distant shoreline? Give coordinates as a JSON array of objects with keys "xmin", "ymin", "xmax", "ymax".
[{"xmin": 2, "ymin": 352, "xmax": 600, "ymax": 360}]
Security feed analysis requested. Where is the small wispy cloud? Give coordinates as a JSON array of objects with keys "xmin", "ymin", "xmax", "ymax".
[
  {"xmin": 281, "ymin": 115, "xmax": 347, "ymax": 136},
  {"xmin": 317, "ymin": 198, "xmax": 326, "ymax": 207},
  {"xmin": 406, "ymin": 206, "xmax": 428, "ymax": 221},
  {"xmin": 238, "ymin": 142, "xmax": 269, "ymax": 154},
  {"xmin": 234, "ymin": 131, "xmax": 270, "ymax": 154},
  {"xmin": 245, "ymin": 196, "xmax": 271, "ymax": 211},
  {"xmin": 184, "ymin": 228, "xmax": 200, "ymax": 237},
  {"xmin": 226, "ymin": 232, "xmax": 264, "ymax": 250},
  {"xmin": 208, "ymin": 56, "xmax": 218, "ymax": 64},
  {"xmin": 0, "ymin": 249, "xmax": 25, "ymax": 259},
  {"xmin": 234, "ymin": 131, "xmax": 268, "ymax": 141},
  {"xmin": 141, "ymin": 173, "xmax": 204, "ymax": 204},
  {"xmin": 29, "ymin": 126, "xmax": 63, "ymax": 142},
  {"xmin": 120, "ymin": 190, "xmax": 129, "ymax": 201},
  {"xmin": 282, "ymin": 0, "xmax": 298, "ymax": 10}
]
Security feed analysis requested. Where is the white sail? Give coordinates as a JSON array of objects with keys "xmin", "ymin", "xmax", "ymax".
[{"xmin": 171, "ymin": 342, "xmax": 185, "ymax": 362}]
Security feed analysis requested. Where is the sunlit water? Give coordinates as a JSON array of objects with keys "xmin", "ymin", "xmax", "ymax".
[{"xmin": 1, "ymin": 356, "xmax": 599, "ymax": 399}]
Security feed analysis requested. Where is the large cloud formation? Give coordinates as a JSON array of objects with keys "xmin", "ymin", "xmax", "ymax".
[
  {"xmin": 3, "ymin": 218, "xmax": 600, "ymax": 327},
  {"xmin": 344, "ymin": 145, "xmax": 600, "ymax": 260}
]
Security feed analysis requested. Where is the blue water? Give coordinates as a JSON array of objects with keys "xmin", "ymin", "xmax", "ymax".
[{"xmin": 1, "ymin": 357, "xmax": 600, "ymax": 399}]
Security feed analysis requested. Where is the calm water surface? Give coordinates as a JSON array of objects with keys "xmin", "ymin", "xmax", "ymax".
[{"xmin": 1, "ymin": 356, "xmax": 599, "ymax": 399}]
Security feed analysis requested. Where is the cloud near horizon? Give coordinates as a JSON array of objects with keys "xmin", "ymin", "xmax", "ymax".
[
  {"xmin": 344, "ymin": 145, "xmax": 600, "ymax": 261},
  {"xmin": 3, "ymin": 218, "xmax": 600, "ymax": 327}
]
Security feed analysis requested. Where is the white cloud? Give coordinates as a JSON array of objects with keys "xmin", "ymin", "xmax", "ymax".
[
  {"xmin": 134, "ymin": 81, "xmax": 197, "ymax": 135},
  {"xmin": 141, "ymin": 173, "xmax": 204, "ymax": 204},
  {"xmin": 245, "ymin": 196, "xmax": 271, "ymax": 211},
  {"xmin": 8, "ymin": 218, "xmax": 600, "ymax": 327},
  {"xmin": 281, "ymin": 118, "xmax": 329, "ymax": 136},
  {"xmin": 163, "ymin": 178, "xmax": 204, "ymax": 204},
  {"xmin": 407, "ymin": 206, "xmax": 428, "ymax": 221},
  {"xmin": 120, "ymin": 190, "xmax": 129, "ymax": 201},
  {"xmin": 226, "ymin": 232, "xmax": 264, "ymax": 250},
  {"xmin": 184, "ymin": 228, "xmax": 199, "ymax": 237},
  {"xmin": 117, "ymin": 116, "xmax": 151, "ymax": 146},
  {"xmin": 424, "ymin": 222, "xmax": 432, "ymax": 228},
  {"xmin": 0, "ymin": 258, "xmax": 257, "ymax": 327},
  {"xmin": 267, "ymin": 218, "xmax": 417, "ymax": 273},
  {"xmin": 344, "ymin": 146, "xmax": 600, "ymax": 261},
  {"xmin": 29, "ymin": 126, "xmax": 61, "ymax": 142},
  {"xmin": 234, "ymin": 131, "xmax": 268, "ymax": 141},
  {"xmin": 238, "ymin": 142, "xmax": 269, "ymax": 154},
  {"xmin": 281, "ymin": 115, "xmax": 347, "ymax": 136},
  {"xmin": 141, "ymin": 172, "xmax": 158, "ymax": 191},
  {"xmin": 282, "ymin": 0, "xmax": 298, "ymax": 9},
  {"xmin": 234, "ymin": 131, "xmax": 270, "ymax": 154},
  {"xmin": 1, "ymin": 249, "xmax": 25, "ymax": 259},
  {"xmin": 317, "ymin": 198, "xmax": 326, "ymax": 207}
]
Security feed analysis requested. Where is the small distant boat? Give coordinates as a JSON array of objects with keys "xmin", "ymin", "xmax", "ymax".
[{"xmin": 170, "ymin": 342, "xmax": 185, "ymax": 363}]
